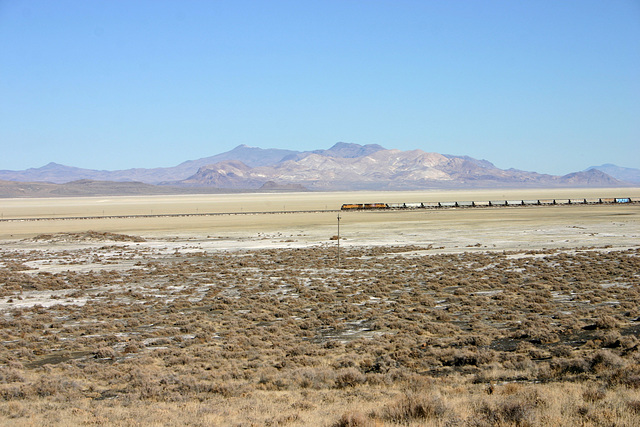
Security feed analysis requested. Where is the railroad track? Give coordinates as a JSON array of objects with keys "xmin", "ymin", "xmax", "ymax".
[
  {"xmin": 0, "ymin": 197, "xmax": 637, "ymax": 222},
  {"xmin": 0, "ymin": 209, "xmax": 340, "ymax": 222}
]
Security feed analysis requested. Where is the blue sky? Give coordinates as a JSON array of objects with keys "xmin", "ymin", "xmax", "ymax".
[{"xmin": 1, "ymin": 0, "xmax": 638, "ymax": 175}]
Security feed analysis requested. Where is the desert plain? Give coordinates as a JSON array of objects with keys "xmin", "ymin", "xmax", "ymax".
[{"xmin": 0, "ymin": 188, "xmax": 639, "ymax": 426}]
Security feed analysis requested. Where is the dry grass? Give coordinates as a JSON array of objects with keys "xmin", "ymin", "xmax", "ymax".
[{"xmin": 0, "ymin": 232, "xmax": 639, "ymax": 425}]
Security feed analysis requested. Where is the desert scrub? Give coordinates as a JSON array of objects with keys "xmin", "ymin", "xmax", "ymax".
[{"xmin": 0, "ymin": 243, "xmax": 639, "ymax": 425}]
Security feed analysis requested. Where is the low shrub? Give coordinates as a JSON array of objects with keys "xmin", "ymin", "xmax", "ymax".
[
  {"xmin": 373, "ymin": 392, "xmax": 447, "ymax": 423},
  {"xmin": 331, "ymin": 411, "xmax": 371, "ymax": 427},
  {"xmin": 334, "ymin": 368, "xmax": 366, "ymax": 389}
]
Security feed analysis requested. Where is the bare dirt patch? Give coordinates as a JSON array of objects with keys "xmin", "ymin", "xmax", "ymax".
[{"xmin": 28, "ymin": 231, "xmax": 146, "ymax": 243}]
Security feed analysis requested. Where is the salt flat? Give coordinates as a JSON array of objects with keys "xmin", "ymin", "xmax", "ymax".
[
  {"xmin": 1, "ymin": 188, "xmax": 638, "ymax": 253},
  {"xmin": 1, "ymin": 187, "xmax": 638, "ymax": 219}
]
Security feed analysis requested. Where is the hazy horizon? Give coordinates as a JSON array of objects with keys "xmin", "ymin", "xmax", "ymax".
[{"xmin": 1, "ymin": 142, "xmax": 639, "ymax": 175}]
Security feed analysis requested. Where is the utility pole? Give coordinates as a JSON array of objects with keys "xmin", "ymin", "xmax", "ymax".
[{"xmin": 337, "ymin": 213, "xmax": 341, "ymax": 268}]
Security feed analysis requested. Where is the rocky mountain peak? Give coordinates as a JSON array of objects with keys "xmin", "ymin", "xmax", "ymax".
[{"xmin": 0, "ymin": 142, "xmax": 634, "ymax": 191}]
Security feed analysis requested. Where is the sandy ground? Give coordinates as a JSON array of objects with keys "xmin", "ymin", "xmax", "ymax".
[
  {"xmin": 1, "ymin": 188, "xmax": 638, "ymax": 254},
  {"xmin": 1, "ymin": 187, "xmax": 638, "ymax": 218}
]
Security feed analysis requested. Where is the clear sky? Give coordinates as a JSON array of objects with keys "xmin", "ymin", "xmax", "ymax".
[{"xmin": 1, "ymin": 0, "xmax": 638, "ymax": 175}]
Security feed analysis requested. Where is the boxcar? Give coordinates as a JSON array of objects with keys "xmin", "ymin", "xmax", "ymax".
[
  {"xmin": 422, "ymin": 202, "xmax": 440, "ymax": 208},
  {"xmin": 405, "ymin": 202, "xmax": 423, "ymax": 209}
]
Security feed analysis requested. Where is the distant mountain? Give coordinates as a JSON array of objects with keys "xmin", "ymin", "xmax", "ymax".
[
  {"xmin": 557, "ymin": 169, "xmax": 623, "ymax": 186},
  {"xmin": 586, "ymin": 164, "xmax": 640, "ymax": 184},
  {"xmin": 0, "ymin": 162, "xmax": 181, "ymax": 184},
  {"xmin": 177, "ymin": 147, "xmax": 626, "ymax": 190},
  {"xmin": 176, "ymin": 144, "xmax": 299, "ymax": 170},
  {"xmin": 313, "ymin": 141, "xmax": 386, "ymax": 158},
  {"xmin": 0, "ymin": 162, "xmax": 111, "ymax": 184},
  {"xmin": 281, "ymin": 142, "xmax": 385, "ymax": 162},
  {"xmin": 176, "ymin": 160, "xmax": 265, "ymax": 189},
  {"xmin": 0, "ymin": 145, "xmax": 300, "ymax": 185},
  {"xmin": 0, "ymin": 142, "xmax": 631, "ymax": 194},
  {"xmin": 0, "ymin": 143, "xmax": 360, "ymax": 184}
]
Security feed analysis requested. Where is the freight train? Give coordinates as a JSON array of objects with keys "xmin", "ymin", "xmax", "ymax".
[{"xmin": 341, "ymin": 198, "xmax": 635, "ymax": 210}]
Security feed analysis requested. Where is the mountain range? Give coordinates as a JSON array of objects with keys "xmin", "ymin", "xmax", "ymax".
[
  {"xmin": 585, "ymin": 164, "xmax": 640, "ymax": 185},
  {"xmin": 0, "ymin": 142, "xmax": 637, "ymax": 197}
]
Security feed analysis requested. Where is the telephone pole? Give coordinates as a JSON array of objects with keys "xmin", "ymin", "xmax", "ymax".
[{"xmin": 337, "ymin": 214, "xmax": 341, "ymax": 267}]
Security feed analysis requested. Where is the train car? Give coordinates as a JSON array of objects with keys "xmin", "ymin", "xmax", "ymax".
[
  {"xmin": 405, "ymin": 202, "xmax": 423, "ymax": 209},
  {"xmin": 341, "ymin": 203, "xmax": 363, "ymax": 210},
  {"xmin": 387, "ymin": 203, "xmax": 405, "ymax": 209},
  {"xmin": 342, "ymin": 196, "xmax": 631, "ymax": 212},
  {"xmin": 363, "ymin": 203, "xmax": 388, "ymax": 209}
]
